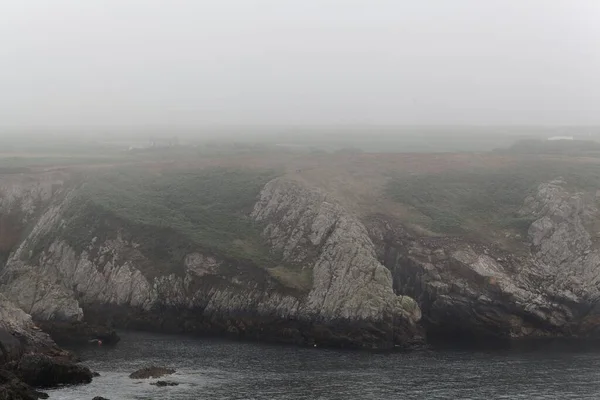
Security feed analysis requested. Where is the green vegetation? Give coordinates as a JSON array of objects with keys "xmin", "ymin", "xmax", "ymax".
[
  {"xmin": 386, "ymin": 159, "xmax": 600, "ymax": 235},
  {"xmin": 60, "ymin": 166, "xmax": 315, "ymax": 290},
  {"xmin": 267, "ymin": 266, "xmax": 313, "ymax": 292},
  {"xmin": 76, "ymin": 167, "xmax": 279, "ymax": 263},
  {"xmin": 58, "ymin": 166, "xmax": 318, "ymax": 291}
]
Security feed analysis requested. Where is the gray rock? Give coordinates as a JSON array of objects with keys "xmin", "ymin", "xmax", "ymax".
[
  {"xmin": 371, "ymin": 178, "xmax": 600, "ymax": 340},
  {"xmin": 129, "ymin": 367, "xmax": 175, "ymax": 380}
]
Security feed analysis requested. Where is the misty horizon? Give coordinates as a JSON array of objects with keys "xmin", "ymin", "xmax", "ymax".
[{"xmin": 2, "ymin": 0, "xmax": 599, "ymax": 128}]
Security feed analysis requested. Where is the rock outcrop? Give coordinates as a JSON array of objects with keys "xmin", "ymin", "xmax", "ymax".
[
  {"xmin": 252, "ymin": 178, "xmax": 422, "ymax": 345},
  {"xmin": 14, "ymin": 354, "xmax": 93, "ymax": 388},
  {"xmin": 0, "ymin": 369, "xmax": 48, "ymax": 400},
  {"xmin": 0, "ymin": 295, "xmax": 58, "ymax": 361},
  {"xmin": 370, "ymin": 178, "xmax": 600, "ymax": 341},
  {"xmin": 0, "ymin": 174, "xmax": 423, "ymax": 349},
  {"xmin": 3, "ymin": 168, "xmax": 600, "ymax": 348},
  {"xmin": 0, "ymin": 294, "xmax": 92, "ymax": 398}
]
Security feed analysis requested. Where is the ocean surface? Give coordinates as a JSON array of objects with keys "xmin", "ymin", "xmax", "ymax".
[{"xmin": 48, "ymin": 331, "xmax": 600, "ymax": 400}]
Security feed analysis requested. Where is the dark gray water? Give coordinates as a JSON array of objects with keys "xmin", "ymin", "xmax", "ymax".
[{"xmin": 48, "ymin": 331, "xmax": 600, "ymax": 399}]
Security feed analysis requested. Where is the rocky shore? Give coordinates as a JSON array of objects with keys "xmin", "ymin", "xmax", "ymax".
[{"xmin": 0, "ymin": 295, "xmax": 95, "ymax": 399}]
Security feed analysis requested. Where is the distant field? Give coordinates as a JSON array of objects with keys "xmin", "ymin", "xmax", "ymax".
[
  {"xmin": 385, "ymin": 158, "xmax": 600, "ymax": 243},
  {"xmin": 4, "ymin": 129, "xmax": 600, "ymax": 256},
  {"xmin": 3, "ymin": 125, "xmax": 599, "ymax": 158}
]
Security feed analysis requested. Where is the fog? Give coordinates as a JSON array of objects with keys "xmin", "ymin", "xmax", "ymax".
[{"xmin": 1, "ymin": 0, "xmax": 599, "ymax": 128}]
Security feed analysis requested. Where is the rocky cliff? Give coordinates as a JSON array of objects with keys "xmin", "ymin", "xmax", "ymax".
[
  {"xmin": 0, "ymin": 172, "xmax": 422, "ymax": 349},
  {"xmin": 0, "ymin": 294, "xmax": 57, "ymax": 363},
  {"xmin": 370, "ymin": 178, "xmax": 600, "ymax": 341},
  {"xmin": 2, "ymin": 168, "xmax": 600, "ymax": 349}
]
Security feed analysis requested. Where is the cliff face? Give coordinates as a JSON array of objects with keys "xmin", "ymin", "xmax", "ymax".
[
  {"xmin": 0, "ymin": 173, "xmax": 422, "ymax": 349},
  {"xmin": 0, "ymin": 294, "xmax": 58, "ymax": 363},
  {"xmin": 371, "ymin": 178, "xmax": 600, "ymax": 340},
  {"xmin": 2, "ymin": 169, "xmax": 600, "ymax": 348}
]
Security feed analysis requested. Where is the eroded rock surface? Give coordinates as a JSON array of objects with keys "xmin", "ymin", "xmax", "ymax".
[
  {"xmin": 0, "ymin": 294, "xmax": 91, "ymax": 398},
  {"xmin": 371, "ymin": 178, "xmax": 600, "ymax": 340},
  {"xmin": 4, "ymin": 169, "xmax": 600, "ymax": 348},
  {"xmin": 0, "ymin": 175, "xmax": 422, "ymax": 349}
]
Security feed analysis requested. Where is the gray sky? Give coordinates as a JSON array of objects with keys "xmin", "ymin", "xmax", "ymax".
[{"xmin": 1, "ymin": 0, "xmax": 599, "ymax": 127}]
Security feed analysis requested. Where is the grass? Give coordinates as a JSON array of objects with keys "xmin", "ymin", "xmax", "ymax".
[
  {"xmin": 76, "ymin": 167, "xmax": 278, "ymax": 262},
  {"xmin": 48, "ymin": 166, "xmax": 314, "ymax": 291},
  {"xmin": 386, "ymin": 159, "xmax": 600, "ymax": 236},
  {"xmin": 267, "ymin": 266, "xmax": 313, "ymax": 292}
]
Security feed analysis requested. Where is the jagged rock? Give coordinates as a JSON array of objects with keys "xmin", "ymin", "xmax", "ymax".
[
  {"xmin": 0, "ymin": 295, "xmax": 60, "ymax": 360},
  {"xmin": 129, "ymin": 367, "xmax": 175, "ymax": 380},
  {"xmin": 251, "ymin": 178, "xmax": 423, "ymax": 345},
  {"xmin": 0, "ymin": 175, "xmax": 423, "ymax": 349},
  {"xmin": 7, "ymin": 169, "xmax": 600, "ymax": 347},
  {"xmin": 0, "ymin": 295, "xmax": 84, "ymax": 398},
  {"xmin": 15, "ymin": 354, "xmax": 93, "ymax": 388},
  {"xmin": 150, "ymin": 380, "xmax": 179, "ymax": 387},
  {"xmin": 369, "ymin": 178, "xmax": 600, "ymax": 341}
]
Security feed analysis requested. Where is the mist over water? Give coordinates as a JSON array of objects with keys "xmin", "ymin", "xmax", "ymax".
[{"xmin": 49, "ymin": 331, "xmax": 600, "ymax": 400}]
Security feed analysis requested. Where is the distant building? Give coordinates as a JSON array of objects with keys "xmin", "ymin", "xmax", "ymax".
[
  {"xmin": 149, "ymin": 136, "xmax": 179, "ymax": 148},
  {"xmin": 547, "ymin": 136, "xmax": 574, "ymax": 141}
]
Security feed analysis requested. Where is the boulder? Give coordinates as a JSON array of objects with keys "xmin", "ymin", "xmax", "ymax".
[
  {"xmin": 129, "ymin": 367, "xmax": 175, "ymax": 379},
  {"xmin": 92, "ymin": 397, "xmax": 110, "ymax": 400}
]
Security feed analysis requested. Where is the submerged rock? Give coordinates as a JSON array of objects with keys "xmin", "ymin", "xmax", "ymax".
[
  {"xmin": 92, "ymin": 397, "xmax": 110, "ymax": 400},
  {"xmin": 150, "ymin": 380, "xmax": 179, "ymax": 387},
  {"xmin": 129, "ymin": 367, "xmax": 175, "ymax": 380}
]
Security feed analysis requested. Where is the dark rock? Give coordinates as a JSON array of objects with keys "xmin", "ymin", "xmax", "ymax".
[
  {"xmin": 0, "ymin": 369, "xmax": 48, "ymax": 400},
  {"xmin": 0, "ymin": 329, "xmax": 23, "ymax": 364},
  {"xmin": 92, "ymin": 397, "xmax": 110, "ymax": 400},
  {"xmin": 150, "ymin": 380, "xmax": 179, "ymax": 387},
  {"xmin": 15, "ymin": 354, "xmax": 93, "ymax": 388},
  {"xmin": 34, "ymin": 321, "xmax": 120, "ymax": 346},
  {"xmin": 129, "ymin": 367, "xmax": 175, "ymax": 379},
  {"xmin": 92, "ymin": 372, "xmax": 100, "ymax": 377}
]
